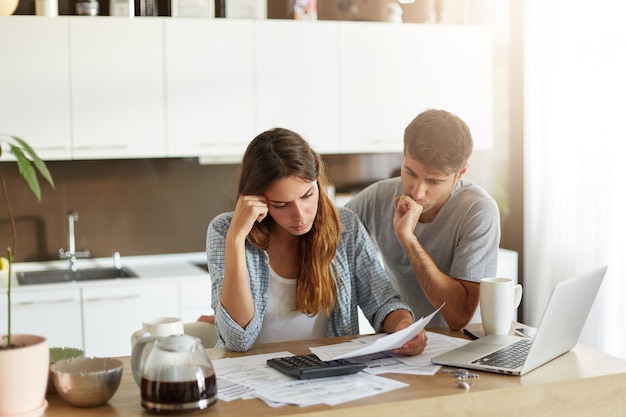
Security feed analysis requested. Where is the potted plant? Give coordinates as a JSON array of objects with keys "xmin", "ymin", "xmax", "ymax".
[{"xmin": 0, "ymin": 134, "xmax": 55, "ymax": 415}]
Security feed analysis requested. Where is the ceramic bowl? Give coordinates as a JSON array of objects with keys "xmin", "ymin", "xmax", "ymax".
[
  {"xmin": 50, "ymin": 357, "xmax": 123, "ymax": 407},
  {"xmin": 47, "ymin": 347, "xmax": 85, "ymax": 394}
]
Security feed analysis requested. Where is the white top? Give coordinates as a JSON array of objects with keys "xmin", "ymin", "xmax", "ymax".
[{"xmin": 254, "ymin": 266, "xmax": 329, "ymax": 345}]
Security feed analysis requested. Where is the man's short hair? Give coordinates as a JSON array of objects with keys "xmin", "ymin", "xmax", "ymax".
[{"xmin": 403, "ymin": 109, "xmax": 473, "ymax": 174}]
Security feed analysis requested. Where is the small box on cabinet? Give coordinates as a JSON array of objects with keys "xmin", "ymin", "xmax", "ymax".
[{"xmin": 172, "ymin": 0, "xmax": 213, "ymax": 17}]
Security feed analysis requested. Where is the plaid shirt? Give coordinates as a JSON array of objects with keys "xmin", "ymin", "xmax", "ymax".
[{"xmin": 206, "ymin": 206, "xmax": 413, "ymax": 352}]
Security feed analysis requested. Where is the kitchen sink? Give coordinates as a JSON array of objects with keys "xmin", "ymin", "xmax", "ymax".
[{"xmin": 17, "ymin": 267, "xmax": 138, "ymax": 285}]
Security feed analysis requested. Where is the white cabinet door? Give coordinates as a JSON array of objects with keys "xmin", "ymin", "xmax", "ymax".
[
  {"xmin": 0, "ymin": 17, "xmax": 72, "ymax": 160},
  {"xmin": 255, "ymin": 20, "xmax": 340, "ymax": 154},
  {"xmin": 81, "ymin": 281, "xmax": 178, "ymax": 357},
  {"xmin": 81, "ymin": 284, "xmax": 142, "ymax": 357},
  {"xmin": 414, "ymin": 25, "xmax": 493, "ymax": 150},
  {"xmin": 138, "ymin": 280, "xmax": 180, "ymax": 321},
  {"xmin": 338, "ymin": 21, "xmax": 420, "ymax": 154},
  {"xmin": 179, "ymin": 275, "xmax": 212, "ymax": 323},
  {"xmin": 0, "ymin": 288, "xmax": 82, "ymax": 349},
  {"xmin": 164, "ymin": 19, "xmax": 255, "ymax": 162},
  {"xmin": 69, "ymin": 17, "xmax": 166, "ymax": 160}
]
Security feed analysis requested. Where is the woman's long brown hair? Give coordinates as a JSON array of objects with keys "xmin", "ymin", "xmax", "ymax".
[{"xmin": 238, "ymin": 128, "xmax": 340, "ymax": 315}]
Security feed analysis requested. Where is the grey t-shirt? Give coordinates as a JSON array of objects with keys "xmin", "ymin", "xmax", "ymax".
[{"xmin": 345, "ymin": 177, "xmax": 500, "ymax": 328}]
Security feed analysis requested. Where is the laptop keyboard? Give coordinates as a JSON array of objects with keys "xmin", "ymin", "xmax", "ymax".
[{"xmin": 472, "ymin": 339, "xmax": 533, "ymax": 369}]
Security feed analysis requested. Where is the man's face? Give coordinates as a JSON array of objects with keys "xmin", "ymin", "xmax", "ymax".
[{"xmin": 400, "ymin": 153, "xmax": 467, "ymax": 222}]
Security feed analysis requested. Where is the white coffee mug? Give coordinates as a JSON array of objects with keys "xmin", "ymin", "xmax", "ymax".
[
  {"xmin": 142, "ymin": 316, "xmax": 184, "ymax": 337},
  {"xmin": 131, "ymin": 316, "xmax": 184, "ymax": 348},
  {"xmin": 480, "ymin": 278, "xmax": 523, "ymax": 335}
]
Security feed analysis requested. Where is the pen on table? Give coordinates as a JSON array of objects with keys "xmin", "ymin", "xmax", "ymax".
[{"xmin": 463, "ymin": 329, "xmax": 479, "ymax": 340}]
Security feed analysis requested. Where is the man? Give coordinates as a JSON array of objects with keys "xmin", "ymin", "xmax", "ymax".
[{"xmin": 346, "ymin": 109, "xmax": 500, "ymax": 330}]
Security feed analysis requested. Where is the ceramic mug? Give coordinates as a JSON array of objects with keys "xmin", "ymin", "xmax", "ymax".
[
  {"xmin": 480, "ymin": 278, "xmax": 522, "ymax": 335},
  {"xmin": 131, "ymin": 316, "xmax": 184, "ymax": 346},
  {"xmin": 130, "ymin": 317, "xmax": 185, "ymax": 386},
  {"xmin": 142, "ymin": 317, "xmax": 184, "ymax": 337}
]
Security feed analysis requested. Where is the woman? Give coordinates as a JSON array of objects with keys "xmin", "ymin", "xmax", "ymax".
[{"xmin": 207, "ymin": 128, "xmax": 427, "ymax": 353}]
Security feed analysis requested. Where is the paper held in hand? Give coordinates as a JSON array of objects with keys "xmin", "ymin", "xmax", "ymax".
[{"xmin": 331, "ymin": 304, "xmax": 444, "ymax": 360}]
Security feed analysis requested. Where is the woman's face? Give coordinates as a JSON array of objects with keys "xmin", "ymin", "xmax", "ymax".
[{"xmin": 264, "ymin": 175, "xmax": 319, "ymax": 236}]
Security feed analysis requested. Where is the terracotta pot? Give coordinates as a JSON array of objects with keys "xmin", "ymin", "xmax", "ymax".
[
  {"xmin": 0, "ymin": 0, "xmax": 19, "ymax": 15},
  {"xmin": 0, "ymin": 334, "xmax": 49, "ymax": 416}
]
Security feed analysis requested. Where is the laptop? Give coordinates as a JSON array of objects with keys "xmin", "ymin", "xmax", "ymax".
[{"xmin": 431, "ymin": 265, "xmax": 607, "ymax": 376}]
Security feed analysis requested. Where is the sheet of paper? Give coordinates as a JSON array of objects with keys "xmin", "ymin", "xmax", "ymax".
[
  {"xmin": 253, "ymin": 372, "xmax": 408, "ymax": 407},
  {"xmin": 309, "ymin": 330, "xmax": 471, "ymax": 376},
  {"xmin": 213, "ymin": 350, "xmax": 409, "ymax": 407},
  {"xmin": 340, "ymin": 350, "xmax": 441, "ymax": 376},
  {"xmin": 331, "ymin": 304, "xmax": 443, "ymax": 360},
  {"xmin": 213, "ymin": 351, "xmax": 295, "ymax": 402},
  {"xmin": 388, "ymin": 331, "xmax": 471, "ymax": 366}
]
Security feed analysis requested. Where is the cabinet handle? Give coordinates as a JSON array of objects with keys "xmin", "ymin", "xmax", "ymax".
[
  {"xmin": 74, "ymin": 144, "xmax": 128, "ymax": 151},
  {"xmin": 15, "ymin": 298, "xmax": 78, "ymax": 306},
  {"xmin": 33, "ymin": 145, "xmax": 69, "ymax": 151},
  {"xmin": 83, "ymin": 294, "xmax": 140, "ymax": 302},
  {"xmin": 366, "ymin": 138, "xmax": 396, "ymax": 144},
  {"xmin": 197, "ymin": 142, "xmax": 245, "ymax": 148}
]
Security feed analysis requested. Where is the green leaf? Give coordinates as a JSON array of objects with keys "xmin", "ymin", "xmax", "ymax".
[
  {"xmin": 9, "ymin": 136, "xmax": 54, "ymax": 188},
  {"xmin": 9, "ymin": 146, "xmax": 42, "ymax": 202}
]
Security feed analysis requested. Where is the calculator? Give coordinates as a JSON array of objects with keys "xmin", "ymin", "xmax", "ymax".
[{"xmin": 267, "ymin": 353, "xmax": 367, "ymax": 380}]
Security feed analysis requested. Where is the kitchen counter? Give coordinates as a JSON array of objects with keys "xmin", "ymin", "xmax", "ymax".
[
  {"xmin": 1, "ymin": 252, "xmax": 213, "ymax": 357},
  {"xmin": 1, "ymin": 252, "xmax": 209, "ymax": 292}
]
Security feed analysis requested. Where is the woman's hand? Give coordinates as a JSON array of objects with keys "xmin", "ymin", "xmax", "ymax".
[
  {"xmin": 221, "ymin": 195, "xmax": 268, "ymax": 328},
  {"xmin": 382, "ymin": 309, "xmax": 428, "ymax": 356},
  {"xmin": 392, "ymin": 328, "xmax": 428, "ymax": 356},
  {"xmin": 228, "ymin": 195, "xmax": 269, "ymax": 241}
]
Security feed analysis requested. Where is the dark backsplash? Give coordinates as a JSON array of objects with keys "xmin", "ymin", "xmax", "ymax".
[{"xmin": 0, "ymin": 154, "xmax": 401, "ymax": 263}]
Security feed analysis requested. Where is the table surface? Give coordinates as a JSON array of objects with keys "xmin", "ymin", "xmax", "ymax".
[{"xmin": 41, "ymin": 325, "xmax": 626, "ymax": 417}]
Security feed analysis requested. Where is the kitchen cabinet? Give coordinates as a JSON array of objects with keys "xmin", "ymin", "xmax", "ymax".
[
  {"xmin": 0, "ymin": 17, "xmax": 72, "ymax": 160},
  {"xmin": 81, "ymin": 280, "xmax": 178, "ymax": 357},
  {"xmin": 338, "ymin": 21, "xmax": 420, "ymax": 153},
  {"xmin": 164, "ymin": 18, "xmax": 255, "ymax": 161},
  {"xmin": 3, "ymin": 17, "xmax": 492, "ymax": 160},
  {"xmin": 2, "ymin": 253, "xmax": 211, "ymax": 357},
  {"xmin": 0, "ymin": 288, "xmax": 82, "ymax": 349},
  {"xmin": 254, "ymin": 20, "xmax": 340, "ymax": 154},
  {"xmin": 179, "ymin": 275, "xmax": 212, "ymax": 323},
  {"xmin": 69, "ymin": 17, "xmax": 166, "ymax": 160},
  {"xmin": 413, "ymin": 25, "xmax": 493, "ymax": 150},
  {"xmin": 337, "ymin": 23, "xmax": 493, "ymax": 153}
]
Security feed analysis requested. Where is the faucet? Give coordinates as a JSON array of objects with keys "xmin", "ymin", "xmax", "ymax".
[{"xmin": 58, "ymin": 210, "xmax": 91, "ymax": 271}]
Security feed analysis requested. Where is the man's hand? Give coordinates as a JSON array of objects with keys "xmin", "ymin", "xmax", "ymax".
[{"xmin": 393, "ymin": 195, "xmax": 423, "ymax": 245}]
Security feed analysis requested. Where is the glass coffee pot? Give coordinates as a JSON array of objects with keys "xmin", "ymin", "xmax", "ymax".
[{"xmin": 131, "ymin": 334, "xmax": 216, "ymax": 413}]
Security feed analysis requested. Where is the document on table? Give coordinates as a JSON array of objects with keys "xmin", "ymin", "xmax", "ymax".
[
  {"xmin": 310, "ymin": 331, "xmax": 470, "ymax": 376},
  {"xmin": 212, "ymin": 351, "xmax": 408, "ymax": 407},
  {"xmin": 213, "ymin": 351, "xmax": 296, "ymax": 402},
  {"xmin": 327, "ymin": 304, "xmax": 443, "ymax": 360},
  {"xmin": 254, "ymin": 372, "xmax": 408, "ymax": 407},
  {"xmin": 210, "ymin": 303, "xmax": 473, "ymax": 407}
]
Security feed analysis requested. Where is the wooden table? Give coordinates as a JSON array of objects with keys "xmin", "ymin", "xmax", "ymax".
[{"xmin": 42, "ymin": 326, "xmax": 626, "ymax": 417}]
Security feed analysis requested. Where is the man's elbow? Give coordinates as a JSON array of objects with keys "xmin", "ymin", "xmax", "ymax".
[{"xmin": 444, "ymin": 310, "xmax": 474, "ymax": 331}]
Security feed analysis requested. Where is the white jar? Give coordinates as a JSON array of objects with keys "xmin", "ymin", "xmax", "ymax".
[
  {"xmin": 172, "ymin": 0, "xmax": 213, "ymax": 17},
  {"xmin": 110, "ymin": 0, "xmax": 134, "ymax": 17},
  {"xmin": 35, "ymin": 0, "xmax": 58, "ymax": 16}
]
